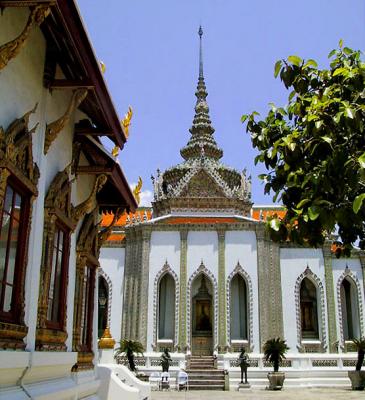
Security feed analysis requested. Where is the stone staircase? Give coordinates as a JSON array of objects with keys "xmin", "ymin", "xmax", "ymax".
[{"xmin": 187, "ymin": 356, "xmax": 225, "ymax": 390}]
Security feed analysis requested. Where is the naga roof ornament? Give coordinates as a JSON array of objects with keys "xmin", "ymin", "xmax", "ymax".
[{"xmin": 152, "ymin": 27, "xmax": 252, "ymax": 217}]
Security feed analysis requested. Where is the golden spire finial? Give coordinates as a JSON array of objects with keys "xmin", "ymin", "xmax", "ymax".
[
  {"xmin": 133, "ymin": 176, "xmax": 143, "ymax": 205},
  {"xmin": 111, "ymin": 145, "xmax": 119, "ymax": 158},
  {"xmin": 100, "ymin": 61, "xmax": 106, "ymax": 74},
  {"xmin": 121, "ymin": 106, "xmax": 133, "ymax": 138}
]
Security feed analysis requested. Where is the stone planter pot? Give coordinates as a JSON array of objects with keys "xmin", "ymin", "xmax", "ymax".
[
  {"xmin": 267, "ymin": 372, "xmax": 285, "ymax": 390},
  {"xmin": 348, "ymin": 371, "xmax": 365, "ymax": 390}
]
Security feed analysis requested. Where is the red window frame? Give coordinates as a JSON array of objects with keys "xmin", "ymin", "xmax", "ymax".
[
  {"xmin": 0, "ymin": 179, "xmax": 30, "ymax": 323},
  {"xmin": 46, "ymin": 221, "xmax": 70, "ymax": 330},
  {"xmin": 80, "ymin": 263, "xmax": 96, "ymax": 353}
]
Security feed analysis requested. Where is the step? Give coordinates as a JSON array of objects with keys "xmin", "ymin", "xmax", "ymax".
[
  {"xmin": 187, "ymin": 371, "xmax": 224, "ymax": 376},
  {"xmin": 189, "ymin": 384, "xmax": 225, "ymax": 390}
]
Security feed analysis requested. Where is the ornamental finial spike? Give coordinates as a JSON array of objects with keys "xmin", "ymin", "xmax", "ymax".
[{"xmin": 198, "ymin": 26, "xmax": 204, "ymax": 78}]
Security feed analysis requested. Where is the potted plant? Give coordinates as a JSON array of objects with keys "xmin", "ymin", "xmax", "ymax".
[
  {"xmin": 114, "ymin": 339, "xmax": 144, "ymax": 372},
  {"xmin": 263, "ymin": 338, "xmax": 289, "ymax": 390},
  {"xmin": 348, "ymin": 338, "xmax": 365, "ymax": 390}
]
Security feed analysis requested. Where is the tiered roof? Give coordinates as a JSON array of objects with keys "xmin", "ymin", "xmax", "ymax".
[{"xmin": 151, "ymin": 27, "xmax": 252, "ymax": 217}]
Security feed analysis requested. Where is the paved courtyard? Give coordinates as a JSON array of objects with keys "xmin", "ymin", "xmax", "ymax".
[{"xmin": 151, "ymin": 388, "xmax": 365, "ymax": 399}]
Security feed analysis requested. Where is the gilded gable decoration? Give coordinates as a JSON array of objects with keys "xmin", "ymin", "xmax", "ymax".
[
  {"xmin": 44, "ymin": 88, "xmax": 88, "ymax": 154},
  {"xmin": 0, "ymin": 5, "xmax": 50, "ymax": 71}
]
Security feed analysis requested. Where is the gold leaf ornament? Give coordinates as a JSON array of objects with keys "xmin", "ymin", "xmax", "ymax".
[
  {"xmin": 121, "ymin": 106, "xmax": 133, "ymax": 138},
  {"xmin": 0, "ymin": 5, "xmax": 50, "ymax": 71},
  {"xmin": 133, "ymin": 176, "xmax": 143, "ymax": 205}
]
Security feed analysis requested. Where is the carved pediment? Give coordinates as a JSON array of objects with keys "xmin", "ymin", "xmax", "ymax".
[
  {"xmin": 180, "ymin": 169, "xmax": 226, "ymax": 198},
  {"xmin": 45, "ymin": 169, "xmax": 72, "ymax": 219},
  {"xmin": 0, "ymin": 104, "xmax": 40, "ymax": 188},
  {"xmin": 77, "ymin": 210, "xmax": 99, "ymax": 264}
]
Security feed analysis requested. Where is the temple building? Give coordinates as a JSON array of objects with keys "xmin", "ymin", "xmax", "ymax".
[
  {"xmin": 99, "ymin": 28, "xmax": 365, "ymax": 387},
  {"xmin": 0, "ymin": 2, "xmax": 138, "ymax": 399}
]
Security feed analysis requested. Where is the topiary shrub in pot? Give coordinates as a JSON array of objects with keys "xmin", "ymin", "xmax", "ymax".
[
  {"xmin": 348, "ymin": 338, "xmax": 365, "ymax": 390},
  {"xmin": 263, "ymin": 338, "xmax": 289, "ymax": 390}
]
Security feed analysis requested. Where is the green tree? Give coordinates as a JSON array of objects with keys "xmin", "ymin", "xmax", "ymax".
[
  {"xmin": 114, "ymin": 339, "xmax": 144, "ymax": 372},
  {"xmin": 263, "ymin": 338, "xmax": 289, "ymax": 372},
  {"xmin": 243, "ymin": 42, "xmax": 365, "ymax": 256}
]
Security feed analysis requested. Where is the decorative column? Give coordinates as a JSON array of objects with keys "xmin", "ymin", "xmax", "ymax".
[
  {"xmin": 121, "ymin": 229, "xmax": 135, "ymax": 339},
  {"xmin": 217, "ymin": 229, "xmax": 227, "ymax": 352},
  {"xmin": 179, "ymin": 229, "xmax": 188, "ymax": 351},
  {"xmin": 132, "ymin": 232, "xmax": 142, "ymax": 339},
  {"xmin": 323, "ymin": 241, "xmax": 338, "ymax": 353},
  {"xmin": 256, "ymin": 225, "xmax": 284, "ymax": 351},
  {"xmin": 138, "ymin": 228, "xmax": 151, "ymax": 349}
]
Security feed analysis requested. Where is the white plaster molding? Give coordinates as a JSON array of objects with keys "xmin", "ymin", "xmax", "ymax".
[
  {"xmin": 152, "ymin": 261, "xmax": 179, "ymax": 350},
  {"xmin": 186, "ymin": 262, "xmax": 218, "ymax": 351},
  {"xmin": 226, "ymin": 262, "xmax": 254, "ymax": 349},
  {"xmin": 294, "ymin": 266, "xmax": 327, "ymax": 350},
  {"xmin": 98, "ymin": 268, "xmax": 113, "ymax": 327},
  {"xmin": 337, "ymin": 266, "xmax": 364, "ymax": 346}
]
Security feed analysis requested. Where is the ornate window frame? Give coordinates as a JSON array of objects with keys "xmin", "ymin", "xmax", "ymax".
[
  {"xmin": 0, "ymin": 107, "xmax": 39, "ymax": 350},
  {"xmin": 337, "ymin": 266, "xmax": 364, "ymax": 348},
  {"xmin": 98, "ymin": 268, "xmax": 113, "ymax": 329},
  {"xmin": 152, "ymin": 261, "xmax": 179, "ymax": 351},
  {"xmin": 72, "ymin": 210, "xmax": 100, "ymax": 370},
  {"xmin": 226, "ymin": 262, "xmax": 253, "ymax": 350},
  {"xmin": 186, "ymin": 262, "xmax": 218, "ymax": 352},
  {"xmin": 295, "ymin": 266, "xmax": 327, "ymax": 352},
  {"xmin": 36, "ymin": 169, "xmax": 74, "ymax": 351}
]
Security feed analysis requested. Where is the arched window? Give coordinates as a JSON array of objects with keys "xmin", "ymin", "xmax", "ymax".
[
  {"xmin": 230, "ymin": 274, "xmax": 248, "ymax": 340},
  {"xmin": 158, "ymin": 273, "xmax": 175, "ymax": 340},
  {"xmin": 340, "ymin": 277, "xmax": 360, "ymax": 340},
  {"xmin": 98, "ymin": 276, "xmax": 109, "ymax": 338},
  {"xmin": 300, "ymin": 278, "xmax": 319, "ymax": 339}
]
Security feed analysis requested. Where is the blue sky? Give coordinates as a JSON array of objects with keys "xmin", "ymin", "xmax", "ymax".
[{"xmin": 77, "ymin": 0, "xmax": 365, "ymax": 206}]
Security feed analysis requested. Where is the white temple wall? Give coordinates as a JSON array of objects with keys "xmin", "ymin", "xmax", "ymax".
[
  {"xmin": 332, "ymin": 257, "xmax": 365, "ymax": 346},
  {"xmin": 147, "ymin": 231, "xmax": 181, "ymax": 351},
  {"xmin": 99, "ymin": 247, "xmax": 126, "ymax": 344},
  {"xmin": 187, "ymin": 231, "xmax": 218, "ymax": 277},
  {"xmin": 279, "ymin": 248, "xmax": 327, "ymax": 353},
  {"xmin": 225, "ymin": 231, "xmax": 260, "ymax": 351}
]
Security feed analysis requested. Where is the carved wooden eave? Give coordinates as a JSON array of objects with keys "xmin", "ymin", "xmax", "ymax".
[
  {"xmin": 44, "ymin": 88, "xmax": 88, "ymax": 154},
  {"xmin": 73, "ymin": 134, "xmax": 137, "ymax": 213},
  {"xmin": 0, "ymin": 1, "xmax": 128, "ymax": 149},
  {"xmin": 0, "ymin": 5, "xmax": 50, "ymax": 70}
]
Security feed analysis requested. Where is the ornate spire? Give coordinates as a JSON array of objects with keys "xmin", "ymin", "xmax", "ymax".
[
  {"xmin": 180, "ymin": 27, "xmax": 223, "ymax": 161},
  {"xmin": 199, "ymin": 25, "xmax": 203, "ymax": 78}
]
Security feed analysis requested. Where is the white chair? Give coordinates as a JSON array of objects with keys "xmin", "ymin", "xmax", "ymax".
[
  {"xmin": 149, "ymin": 372, "xmax": 161, "ymax": 391},
  {"xmin": 161, "ymin": 372, "xmax": 170, "ymax": 391},
  {"xmin": 177, "ymin": 371, "xmax": 188, "ymax": 391}
]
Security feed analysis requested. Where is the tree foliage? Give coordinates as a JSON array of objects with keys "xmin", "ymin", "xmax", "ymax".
[
  {"xmin": 263, "ymin": 338, "xmax": 289, "ymax": 372},
  {"xmin": 114, "ymin": 339, "xmax": 144, "ymax": 371},
  {"xmin": 243, "ymin": 42, "xmax": 365, "ymax": 256}
]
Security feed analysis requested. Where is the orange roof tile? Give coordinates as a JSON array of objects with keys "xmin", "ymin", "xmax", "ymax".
[
  {"xmin": 251, "ymin": 209, "xmax": 286, "ymax": 221},
  {"xmin": 165, "ymin": 217, "xmax": 243, "ymax": 225},
  {"xmin": 101, "ymin": 208, "xmax": 153, "ymax": 227}
]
